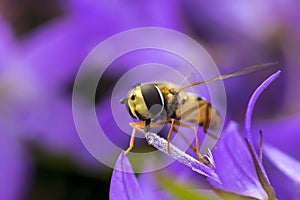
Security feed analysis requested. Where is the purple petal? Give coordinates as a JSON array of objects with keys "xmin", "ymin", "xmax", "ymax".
[
  {"xmin": 245, "ymin": 70, "xmax": 281, "ymax": 143},
  {"xmin": 110, "ymin": 153, "xmax": 143, "ymax": 200},
  {"xmin": 209, "ymin": 122, "xmax": 268, "ymax": 199},
  {"xmin": 251, "ymin": 113, "xmax": 300, "ymax": 199},
  {"xmin": 244, "ymin": 139, "xmax": 276, "ymax": 199},
  {"xmin": 263, "ymin": 144, "xmax": 300, "ymax": 200},
  {"xmin": 264, "ymin": 143, "xmax": 300, "ymax": 183},
  {"xmin": 253, "ymin": 113, "xmax": 300, "ymax": 159}
]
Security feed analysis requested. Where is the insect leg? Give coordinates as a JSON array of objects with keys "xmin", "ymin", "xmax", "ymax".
[
  {"xmin": 169, "ymin": 119, "xmax": 211, "ymax": 166},
  {"xmin": 149, "ymin": 119, "xmax": 202, "ymax": 161},
  {"xmin": 145, "ymin": 120, "xmax": 196, "ymax": 155},
  {"xmin": 125, "ymin": 122, "xmax": 146, "ymax": 154},
  {"xmin": 129, "ymin": 121, "xmax": 146, "ymax": 133},
  {"xmin": 124, "ymin": 128, "xmax": 136, "ymax": 154},
  {"xmin": 167, "ymin": 118, "xmax": 175, "ymax": 154},
  {"xmin": 170, "ymin": 120, "xmax": 200, "ymax": 155},
  {"xmin": 172, "ymin": 126, "xmax": 197, "ymax": 153}
]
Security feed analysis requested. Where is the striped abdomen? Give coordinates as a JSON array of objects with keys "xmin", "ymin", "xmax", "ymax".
[{"xmin": 175, "ymin": 93, "xmax": 220, "ymax": 132}]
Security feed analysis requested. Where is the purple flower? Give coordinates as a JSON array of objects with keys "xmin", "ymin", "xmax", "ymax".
[
  {"xmin": 208, "ymin": 71, "xmax": 281, "ymax": 199},
  {"xmin": 2, "ymin": 0, "xmax": 299, "ymax": 199},
  {"xmin": 208, "ymin": 122, "xmax": 274, "ymax": 199},
  {"xmin": 110, "ymin": 70, "xmax": 284, "ymax": 199}
]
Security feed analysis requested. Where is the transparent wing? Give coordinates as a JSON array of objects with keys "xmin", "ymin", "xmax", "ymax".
[{"xmin": 179, "ymin": 62, "xmax": 278, "ymax": 92}]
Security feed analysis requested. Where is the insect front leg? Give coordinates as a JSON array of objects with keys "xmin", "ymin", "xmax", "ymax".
[
  {"xmin": 125, "ymin": 122, "xmax": 146, "ymax": 154},
  {"xmin": 129, "ymin": 121, "xmax": 146, "ymax": 133},
  {"xmin": 124, "ymin": 128, "xmax": 137, "ymax": 154}
]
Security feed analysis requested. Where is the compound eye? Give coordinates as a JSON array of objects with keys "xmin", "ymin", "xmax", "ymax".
[
  {"xmin": 130, "ymin": 95, "xmax": 136, "ymax": 101},
  {"xmin": 141, "ymin": 84, "xmax": 164, "ymax": 118}
]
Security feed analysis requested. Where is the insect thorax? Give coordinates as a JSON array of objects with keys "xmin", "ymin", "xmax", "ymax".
[{"xmin": 164, "ymin": 89, "xmax": 187, "ymax": 119}]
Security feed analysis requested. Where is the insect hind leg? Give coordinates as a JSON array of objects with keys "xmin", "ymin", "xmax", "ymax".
[
  {"xmin": 167, "ymin": 119, "xmax": 211, "ymax": 166},
  {"xmin": 167, "ymin": 119, "xmax": 175, "ymax": 154},
  {"xmin": 173, "ymin": 126, "xmax": 198, "ymax": 154}
]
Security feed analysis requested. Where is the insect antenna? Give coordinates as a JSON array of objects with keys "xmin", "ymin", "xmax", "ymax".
[{"xmin": 120, "ymin": 97, "xmax": 127, "ymax": 104}]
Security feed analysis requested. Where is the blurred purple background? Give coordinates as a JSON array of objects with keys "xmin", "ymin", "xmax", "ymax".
[{"xmin": 1, "ymin": 0, "xmax": 299, "ymax": 199}]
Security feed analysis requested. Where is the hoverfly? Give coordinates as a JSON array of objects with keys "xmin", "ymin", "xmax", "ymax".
[{"xmin": 120, "ymin": 62, "xmax": 276, "ymax": 166}]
